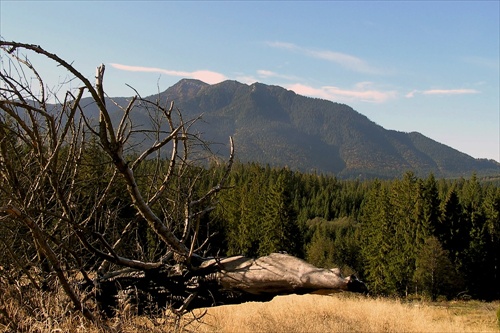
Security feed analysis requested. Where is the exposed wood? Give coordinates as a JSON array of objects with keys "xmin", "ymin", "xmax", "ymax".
[
  {"xmin": 202, "ymin": 253, "xmax": 367, "ymax": 295},
  {"xmin": 96, "ymin": 253, "xmax": 367, "ymax": 316}
]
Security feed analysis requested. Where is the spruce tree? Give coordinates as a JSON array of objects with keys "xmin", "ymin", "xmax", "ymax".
[
  {"xmin": 482, "ymin": 185, "xmax": 500, "ymax": 299},
  {"xmin": 259, "ymin": 170, "xmax": 300, "ymax": 256},
  {"xmin": 438, "ymin": 187, "xmax": 467, "ymax": 269},
  {"xmin": 389, "ymin": 172, "xmax": 420, "ymax": 296},
  {"xmin": 361, "ymin": 180, "xmax": 395, "ymax": 294}
]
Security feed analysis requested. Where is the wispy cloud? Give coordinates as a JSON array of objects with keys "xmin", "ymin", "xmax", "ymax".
[
  {"xmin": 233, "ymin": 69, "xmax": 299, "ymax": 85},
  {"xmin": 235, "ymin": 74, "xmax": 258, "ymax": 85},
  {"xmin": 405, "ymin": 90, "xmax": 418, "ymax": 98},
  {"xmin": 266, "ymin": 41, "xmax": 298, "ymax": 51},
  {"xmin": 286, "ymin": 82, "xmax": 397, "ymax": 104},
  {"xmin": 423, "ymin": 89, "xmax": 480, "ymax": 95},
  {"xmin": 109, "ymin": 63, "xmax": 227, "ymax": 84},
  {"xmin": 257, "ymin": 69, "xmax": 299, "ymax": 81},
  {"xmin": 266, "ymin": 41, "xmax": 384, "ymax": 75},
  {"xmin": 305, "ymin": 50, "xmax": 381, "ymax": 74},
  {"xmin": 406, "ymin": 88, "xmax": 480, "ymax": 98}
]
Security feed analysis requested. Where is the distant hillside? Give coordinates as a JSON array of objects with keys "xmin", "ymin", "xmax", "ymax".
[{"xmin": 88, "ymin": 79, "xmax": 500, "ymax": 179}]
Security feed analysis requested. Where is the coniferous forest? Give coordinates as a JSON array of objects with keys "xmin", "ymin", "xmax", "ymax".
[
  {"xmin": 203, "ymin": 162, "xmax": 499, "ymax": 301},
  {"xmin": 1, "ymin": 136, "xmax": 498, "ymax": 304}
]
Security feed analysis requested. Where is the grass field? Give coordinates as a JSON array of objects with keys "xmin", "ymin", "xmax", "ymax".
[
  {"xmin": 187, "ymin": 293, "xmax": 500, "ymax": 333},
  {"xmin": 2, "ymin": 291, "xmax": 499, "ymax": 332}
]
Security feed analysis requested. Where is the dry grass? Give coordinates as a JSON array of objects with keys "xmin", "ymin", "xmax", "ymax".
[
  {"xmin": 0, "ymin": 277, "xmax": 181, "ymax": 333},
  {"xmin": 1, "ymin": 288, "xmax": 499, "ymax": 332},
  {"xmin": 188, "ymin": 293, "xmax": 500, "ymax": 333}
]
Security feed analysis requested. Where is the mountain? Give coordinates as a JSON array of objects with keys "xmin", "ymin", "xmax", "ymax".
[{"xmin": 97, "ymin": 79, "xmax": 500, "ymax": 179}]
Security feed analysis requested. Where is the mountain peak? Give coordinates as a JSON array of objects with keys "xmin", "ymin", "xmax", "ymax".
[
  {"xmin": 126, "ymin": 79, "xmax": 500, "ymax": 178},
  {"xmin": 176, "ymin": 78, "xmax": 208, "ymax": 87},
  {"xmin": 167, "ymin": 79, "xmax": 209, "ymax": 99}
]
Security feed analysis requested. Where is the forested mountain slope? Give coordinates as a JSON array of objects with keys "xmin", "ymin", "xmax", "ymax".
[{"xmin": 97, "ymin": 79, "xmax": 499, "ymax": 179}]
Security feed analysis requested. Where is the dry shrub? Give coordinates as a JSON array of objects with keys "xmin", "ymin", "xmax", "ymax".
[
  {"xmin": 0, "ymin": 276, "xmax": 190, "ymax": 333},
  {"xmin": 0, "ymin": 282, "xmax": 93, "ymax": 332},
  {"xmin": 0, "ymin": 271, "xmax": 106, "ymax": 333}
]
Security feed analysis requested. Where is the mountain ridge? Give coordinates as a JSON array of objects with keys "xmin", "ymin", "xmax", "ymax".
[{"xmin": 103, "ymin": 79, "xmax": 499, "ymax": 179}]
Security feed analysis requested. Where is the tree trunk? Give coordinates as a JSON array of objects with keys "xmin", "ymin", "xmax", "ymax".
[
  {"xmin": 96, "ymin": 253, "xmax": 367, "ymax": 316},
  {"xmin": 205, "ymin": 253, "xmax": 367, "ymax": 295}
]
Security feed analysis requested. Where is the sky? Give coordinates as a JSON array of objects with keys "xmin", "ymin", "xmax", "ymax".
[{"xmin": 1, "ymin": 1, "xmax": 499, "ymax": 162}]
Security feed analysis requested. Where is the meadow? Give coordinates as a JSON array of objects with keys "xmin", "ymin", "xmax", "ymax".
[
  {"xmin": 189, "ymin": 293, "xmax": 499, "ymax": 333},
  {"xmin": 3, "ymin": 290, "xmax": 498, "ymax": 332}
]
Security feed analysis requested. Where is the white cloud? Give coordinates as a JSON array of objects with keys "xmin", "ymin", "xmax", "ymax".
[
  {"xmin": 405, "ymin": 90, "xmax": 418, "ymax": 98},
  {"xmin": 422, "ymin": 89, "xmax": 480, "ymax": 95},
  {"xmin": 257, "ymin": 69, "xmax": 278, "ymax": 78},
  {"xmin": 286, "ymin": 82, "xmax": 397, "ymax": 104},
  {"xmin": 235, "ymin": 75, "xmax": 258, "ymax": 85},
  {"xmin": 406, "ymin": 88, "xmax": 480, "ymax": 97},
  {"xmin": 257, "ymin": 69, "xmax": 299, "ymax": 81},
  {"xmin": 266, "ymin": 41, "xmax": 298, "ymax": 51},
  {"xmin": 306, "ymin": 50, "xmax": 381, "ymax": 74},
  {"xmin": 266, "ymin": 41, "xmax": 383, "ymax": 74},
  {"xmin": 109, "ymin": 63, "xmax": 227, "ymax": 84}
]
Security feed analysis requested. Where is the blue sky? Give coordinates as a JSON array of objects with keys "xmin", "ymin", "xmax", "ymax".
[{"xmin": 1, "ymin": 1, "xmax": 499, "ymax": 162}]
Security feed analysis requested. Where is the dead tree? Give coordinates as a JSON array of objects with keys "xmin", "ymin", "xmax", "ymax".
[{"xmin": 0, "ymin": 41, "xmax": 366, "ymax": 321}]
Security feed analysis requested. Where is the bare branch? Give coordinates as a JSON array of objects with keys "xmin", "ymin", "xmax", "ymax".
[
  {"xmin": 0, "ymin": 205, "xmax": 97, "ymax": 323},
  {"xmin": 130, "ymin": 124, "xmax": 183, "ymax": 170},
  {"xmin": 0, "ymin": 42, "xmax": 107, "ymax": 116},
  {"xmin": 1, "ymin": 42, "xmax": 367, "ymax": 322},
  {"xmin": 190, "ymin": 137, "xmax": 234, "ymax": 209},
  {"xmin": 116, "ymin": 95, "xmax": 137, "ymax": 143}
]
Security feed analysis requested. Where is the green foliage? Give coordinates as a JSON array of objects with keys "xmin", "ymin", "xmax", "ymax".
[
  {"xmin": 357, "ymin": 172, "xmax": 500, "ymax": 300},
  {"xmin": 360, "ymin": 180, "xmax": 395, "ymax": 295},
  {"xmin": 2, "ymin": 126, "xmax": 498, "ymax": 301},
  {"xmin": 259, "ymin": 169, "xmax": 300, "ymax": 255},
  {"xmin": 215, "ymin": 164, "xmax": 304, "ymax": 257},
  {"xmin": 306, "ymin": 221, "xmax": 336, "ymax": 268},
  {"xmin": 413, "ymin": 236, "xmax": 457, "ymax": 300},
  {"xmin": 306, "ymin": 217, "xmax": 362, "ymax": 275},
  {"xmin": 212, "ymin": 164, "xmax": 500, "ymax": 300}
]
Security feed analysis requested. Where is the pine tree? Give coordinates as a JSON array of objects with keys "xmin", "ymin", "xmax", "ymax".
[
  {"xmin": 220, "ymin": 169, "xmax": 264, "ymax": 257},
  {"xmin": 460, "ymin": 175, "xmax": 493, "ymax": 299}
]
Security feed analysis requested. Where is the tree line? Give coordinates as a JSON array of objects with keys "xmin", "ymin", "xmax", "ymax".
[
  {"xmin": 208, "ymin": 162, "xmax": 499, "ymax": 301},
  {"xmin": 1, "ymin": 126, "xmax": 498, "ymax": 302},
  {"xmin": 91, "ymin": 155, "xmax": 493, "ymax": 301},
  {"xmin": 34, "ymin": 153, "xmax": 500, "ymax": 302}
]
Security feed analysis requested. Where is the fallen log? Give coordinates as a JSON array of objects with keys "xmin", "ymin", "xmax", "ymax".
[
  {"xmin": 202, "ymin": 253, "xmax": 367, "ymax": 295},
  {"xmin": 96, "ymin": 253, "xmax": 367, "ymax": 316}
]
